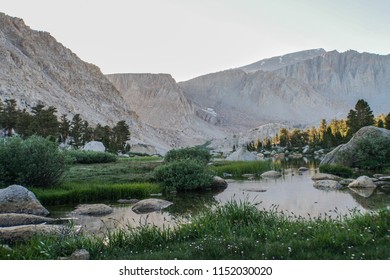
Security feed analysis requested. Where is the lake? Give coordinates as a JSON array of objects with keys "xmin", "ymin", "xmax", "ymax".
[{"xmin": 49, "ymin": 167, "xmax": 390, "ymax": 235}]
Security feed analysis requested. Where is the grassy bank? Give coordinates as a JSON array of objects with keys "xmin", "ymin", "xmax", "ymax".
[{"xmin": 2, "ymin": 201, "xmax": 389, "ymax": 260}]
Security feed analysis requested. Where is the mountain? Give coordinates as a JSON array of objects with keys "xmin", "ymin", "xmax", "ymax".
[
  {"xmin": 0, "ymin": 12, "xmax": 132, "ymax": 126},
  {"xmin": 106, "ymin": 73, "xmax": 227, "ymax": 149},
  {"xmin": 179, "ymin": 49, "xmax": 390, "ymax": 132}
]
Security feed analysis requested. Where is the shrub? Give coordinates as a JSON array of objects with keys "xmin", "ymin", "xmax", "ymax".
[
  {"xmin": 154, "ymin": 159, "xmax": 213, "ymax": 192},
  {"xmin": 319, "ymin": 164, "xmax": 353, "ymax": 178},
  {"xmin": 164, "ymin": 146, "xmax": 211, "ymax": 164},
  {"xmin": 0, "ymin": 136, "xmax": 67, "ymax": 188},
  {"xmin": 65, "ymin": 150, "xmax": 117, "ymax": 164},
  {"xmin": 338, "ymin": 136, "xmax": 390, "ymax": 170}
]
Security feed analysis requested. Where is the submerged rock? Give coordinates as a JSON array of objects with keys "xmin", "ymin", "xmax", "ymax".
[
  {"xmin": 0, "ymin": 185, "xmax": 49, "ymax": 216},
  {"xmin": 311, "ymin": 173, "xmax": 342, "ymax": 181},
  {"xmin": 132, "ymin": 199, "xmax": 173, "ymax": 214}
]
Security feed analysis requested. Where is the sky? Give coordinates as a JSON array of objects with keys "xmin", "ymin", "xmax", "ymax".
[{"xmin": 1, "ymin": 0, "xmax": 390, "ymax": 81}]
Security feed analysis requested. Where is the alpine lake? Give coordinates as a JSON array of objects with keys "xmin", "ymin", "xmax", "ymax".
[{"xmin": 46, "ymin": 158, "xmax": 390, "ymax": 236}]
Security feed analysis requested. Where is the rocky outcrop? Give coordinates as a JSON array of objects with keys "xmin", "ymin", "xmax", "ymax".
[
  {"xmin": 71, "ymin": 204, "xmax": 113, "ymax": 216},
  {"xmin": 131, "ymin": 199, "xmax": 173, "ymax": 214},
  {"xmin": 0, "ymin": 185, "xmax": 49, "ymax": 216},
  {"xmin": 320, "ymin": 126, "xmax": 390, "ymax": 166},
  {"xmin": 226, "ymin": 147, "xmax": 258, "ymax": 161}
]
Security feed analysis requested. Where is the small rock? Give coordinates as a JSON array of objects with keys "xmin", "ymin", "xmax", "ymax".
[
  {"xmin": 72, "ymin": 204, "xmax": 113, "ymax": 216},
  {"xmin": 298, "ymin": 167, "xmax": 309, "ymax": 172},
  {"xmin": 260, "ymin": 170, "xmax": 282, "ymax": 178},
  {"xmin": 69, "ymin": 249, "xmax": 90, "ymax": 260},
  {"xmin": 313, "ymin": 180, "xmax": 343, "ymax": 190},
  {"xmin": 212, "ymin": 176, "xmax": 228, "ymax": 189},
  {"xmin": 311, "ymin": 173, "xmax": 342, "ymax": 181},
  {"xmin": 117, "ymin": 199, "xmax": 140, "ymax": 204},
  {"xmin": 132, "ymin": 199, "xmax": 173, "ymax": 214}
]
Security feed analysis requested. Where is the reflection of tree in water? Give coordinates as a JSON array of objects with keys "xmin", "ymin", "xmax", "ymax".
[
  {"xmin": 348, "ymin": 188, "xmax": 390, "ymax": 210},
  {"xmin": 274, "ymin": 157, "xmax": 320, "ymax": 170},
  {"xmin": 163, "ymin": 191, "xmax": 220, "ymax": 217}
]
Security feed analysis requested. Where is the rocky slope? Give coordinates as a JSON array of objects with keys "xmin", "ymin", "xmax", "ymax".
[
  {"xmin": 0, "ymin": 12, "xmax": 133, "ymax": 126},
  {"xmin": 106, "ymin": 73, "xmax": 227, "ymax": 149}
]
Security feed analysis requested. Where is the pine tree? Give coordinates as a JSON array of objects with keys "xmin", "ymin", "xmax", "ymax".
[
  {"xmin": 111, "ymin": 120, "xmax": 131, "ymax": 153},
  {"xmin": 385, "ymin": 113, "xmax": 390, "ymax": 130},
  {"xmin": 59, "ymin": 114, "xmax": 71, "ymax": 143},
  {"xmin": 70, "ymin": 114, "xmax": 83, "ymax": 148},
  {"xmin": 16, "ymin": 109, "xmax": 33, "ymax": 137},
  {"xmin": 346, "ymin": 99, "xmax": 374, "ymax": 136},
  {"xmin": 2, "ymin": 99, "xmax": 18, "ymax": 136},
  {"xmin": 30, "ymin": 105, "xmax": 59, "ymax": 138}
]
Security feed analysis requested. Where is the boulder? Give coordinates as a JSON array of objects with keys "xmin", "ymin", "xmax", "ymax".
[
  {"xmin": 348, "ymin": 176, "xmax": 376, "ymax": 189},
  {"xmin": 132, "ymin": 199, "xmax": 173, "ymax": 214},
  {"xmin": 0, "ymin": 224, "xmax": 68, "ymax": 241},
  {"xmin": 130, "ymin": 143, "xmax": 158, "ymax": 156},
  {"xmin": 0, "ymin": 213, "xmax": 56, "ymax": 227},
  {"xmin": 83, "ymin": 141, "xmax": 105, "ymax": 152},
  {"xmin": 226, "ymin": 147, "xmax": 258, "ymax": 161},
  {"xmin": 313, "ymin": 180, "xmax": 343, "ymax": 190},
  {"xmin": 260, "ymin": 170, "xmax": 282, "ymax": 178},
  {"xmin": 320, "ymin": 126, "xmax": 390, "ymax": 166},
  {"xmin": 298, "ymin": 167, "xmax": 309, "ymax": 172},
  {"xmin": 339, "ymin": 179, "xmax": 355, "ymax": 186},
  {"xmin": 0, "ymin": 185, "xmax": 49, "ymax": 216},
  {"xmin": 211, "ymin": 176, "xmax": 228, "ymax": 189},
  {"xmin": 311, "ymin": 173, "xmax": 342, "ymax": 181},
  {"xmin": 71, "ymin": 204, "xmax": 113, "ymax": 216},
  {"xmin": 117, "ymin": 199, "xmax": 140, "ymax": 204}
]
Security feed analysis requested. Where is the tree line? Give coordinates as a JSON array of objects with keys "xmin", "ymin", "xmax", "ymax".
[
  {"xmin": 0, "ymin": 99, "xmax": 131, "ymax": 153},
  {"xmin": 246, "ymin": 99, "xmax": 390, "ymax": 151}
]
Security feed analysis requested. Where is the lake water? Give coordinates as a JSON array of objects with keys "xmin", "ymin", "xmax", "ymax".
[{"xmin": 49, "ymin": 167, "xmax": 390, "ymax": 235}]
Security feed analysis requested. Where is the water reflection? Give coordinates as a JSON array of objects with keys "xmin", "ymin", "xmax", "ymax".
[{"xmin": 48, "ymin": 167, "xmax": 390, "ymax": 235}]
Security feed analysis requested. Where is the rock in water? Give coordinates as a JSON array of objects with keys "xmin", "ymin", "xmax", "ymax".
[
  {"xmin": 132, "ymin": 199, "xmax": 173, "ymax": 214},
  {"xmin": 0, "ymin": 213, "xmax": 56, "ymax": 227},
  {"xmin": 348, "ymin": 176, "xmax": 376, "ymax": 189},
  {"xmin": 260, "ymin": 171, "xmax": 282, "ymax": 178},
  {"xmin": 313, "ymin": 180, "xmax": 343, "ymax": 190},
  {"xmin": 0, "ymin": 185, "xmax": 49, "ymax": 216},
  {"xmin": 71, "ymin": 204, "xmax": 113, "ymax": 216}
]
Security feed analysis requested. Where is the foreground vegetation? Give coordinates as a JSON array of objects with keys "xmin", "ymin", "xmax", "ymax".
[{"xmin": 1, "ymin": 201, "xmax": 389, "ymax": 260}]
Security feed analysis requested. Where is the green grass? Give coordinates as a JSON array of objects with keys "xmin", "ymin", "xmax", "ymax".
[
  {"xmin": 3, "ymin": 201, "xmax": 388, "ymax": 260},
  {"xmin": 31, "ymin": 182, "xmax": 161, "ymax": 205},
  {"xmin": 209, "ymin": 160, "xmax": 280, "ymax": 179},
  {"xmin": 319, "ymin": 164, "xmax": 354, "ymax": 178}
]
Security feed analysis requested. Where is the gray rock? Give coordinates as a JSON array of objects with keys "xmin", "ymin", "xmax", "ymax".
[
  {"xmin": 130, "ymin": 143, "xmax": 158, "ymax": 156},
  {"xmin": 321, "ymin": 126, "xmax": 390, "ymax": 166},
  {"xmin": 226, "ymin": 147, "xmax": 258, "ymax": 161},
  {"xmin": 72, "ymin": 204, "xmax": 113, "ymax": 216},
  {"xmin": 0, "ymin": 224, "xmax": 67, "ymax": 241},
  {"xmin": 132, "ymin": 199, "xmax": 173, "ymax": 214},
  {"xmin": 212, "ymin": 176, "xmax": 228, "ymax": 189},
  {"xmin": 348, "ymin": 176, "xmax": 376, "ymax": 189},
  {"xmin": 83, "ymin": 141, "xmax": 105, "ymax": 152},
  {"xmin": 298, "ymin": 167, "xmax": 309, "ymax": 172},
  {"xmin": 0, "ymin": 185, "xmax": 49, "ymax": 216},
  {"xmin": 373, "ymin": 174, "xmax": 390, "ymax": 179},
  {"xmin": 69, "ymin": 249, "xmax": 90, "ymax": 260},
  {"xmin": 117, "ymin": 199, "xmax": 140, "ymax": 204},
  {"xmin": 348, "ymin": 187, "xmax": 376, "ymax": 198},
  {"xmin": 313, "ymin": 180, "xmax": 343, "ymax": 190},
  {"xmin": 0, "ymin": 213, "xmax": 56, "ymax": 227},
  {"xmin": 260, "ymin": 170, "xmax": 282, "ymax": 178},
  {"xmin": 339, "ymin": 179, "xmax": 355, "ymax": 186},
  {"xmin": 311, "ymin": 173, "xmax": 342, "ymax": 181}
]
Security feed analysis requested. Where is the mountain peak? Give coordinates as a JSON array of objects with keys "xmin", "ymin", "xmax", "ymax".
[{"xmin": 238, "ymin": 48, "xmax": 326, "ymax": 73}]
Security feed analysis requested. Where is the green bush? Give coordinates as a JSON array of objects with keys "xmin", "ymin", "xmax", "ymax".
[
  {"xmin": 319, "ymin": 164, "xmax": 354, "ymax": 178},
  {"xmin": 65, "ymin": 150, "xmax": 117, "ymax": 164},
  {"xmin": 352, "ymin": 137, "xmax": 390, "ymax": 170},
  {"xmin": 154, "ymin": 159, "xmax": 213, "ymax": 192},
  {"xmin": 164, "ymin": 146, "xmax": 211, "ymax": 164},
  {"xmin": 0, "ymin": 136, "xmax": 67, "ymax": 188}
]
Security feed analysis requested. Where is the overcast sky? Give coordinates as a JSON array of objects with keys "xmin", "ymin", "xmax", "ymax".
[{"xmin": 1, "ymin": 0, "xmax": 390, "ymax": 81}]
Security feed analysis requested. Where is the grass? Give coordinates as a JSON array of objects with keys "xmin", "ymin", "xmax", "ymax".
[
  {"xmin": 319, "ymin": 164, "xmax": 354, "ymax": 178},
  {"xmin": 30, "ymin": 156, "xmax": 163, "ymax": 205},
  {"xmin": 1, "ymin": 201, "xmax": 389, "ymax": 260},
  {"xmin": 209, "ymin": 160, "xmax": 281, "ymax": 179}
]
